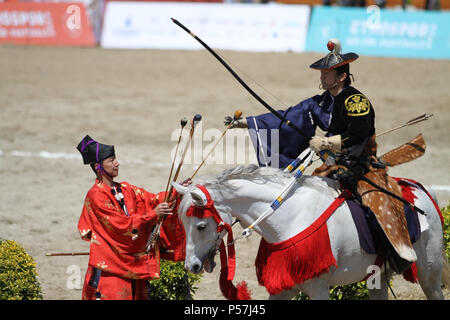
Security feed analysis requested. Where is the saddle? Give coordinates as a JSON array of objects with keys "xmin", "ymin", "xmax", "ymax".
[
  {"xmin": 312, "ymin": 134, "xmax": 426, "ymax": 272},
  {"xmin": 357, "ymin": 167, "xmax": 417, "ymax": 271}
]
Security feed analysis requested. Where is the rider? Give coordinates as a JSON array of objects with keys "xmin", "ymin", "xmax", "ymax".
[
  {"xmin": 308, "ymin": 39, "xmax": 375, "ymax": 188},
  {"xmin": 307, "ymin": 43, "xmax": 417, "ymax": 273}
]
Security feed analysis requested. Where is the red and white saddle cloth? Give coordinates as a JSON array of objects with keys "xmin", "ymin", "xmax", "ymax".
[
  {"xmin": 254, "ymin": 179, "xmax": 444, "ymax": 296},
  {"xmin": 255, "ymin": 192, "xmax": 348, "ymax": 296}
]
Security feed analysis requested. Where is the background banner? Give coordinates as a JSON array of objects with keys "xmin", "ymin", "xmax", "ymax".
[
  {"xmin": 0, "ymin": 2, "xmax": 95, "ymax": 46},
  {"xmin": 101, "ymin": 2, "xmax": 310, "ymax": 52},
  {"xmin": 305, "ymin": 6, "xmax": 450, "ymax": 59}
]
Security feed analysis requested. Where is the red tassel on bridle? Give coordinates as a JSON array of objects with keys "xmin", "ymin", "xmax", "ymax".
[{"xmin": 185, "ymin": 184, "xmax": 251, "ymax": 300}]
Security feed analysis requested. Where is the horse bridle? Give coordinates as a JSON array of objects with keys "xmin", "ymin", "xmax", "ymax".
[{"xmin": 185, "ymin": 184, "xmax": 236, "ymax": 281}]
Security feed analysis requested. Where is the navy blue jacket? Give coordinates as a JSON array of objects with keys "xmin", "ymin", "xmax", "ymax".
[{"xmin": 247, "ymin": 91, "xmax": 333, "ymax": 169}]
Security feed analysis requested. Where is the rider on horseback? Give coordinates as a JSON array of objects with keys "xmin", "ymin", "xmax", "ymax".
[
  {"xmin": 308, "ymin": 41, "xmax": 417, "ymax": 273},
  {"xmin": 224, "ymin": 38, "xmax": 418, "ymax": 274},
  {"xmin": 308, "ymin": 39, "xmax": 375, "ymax": 198}
]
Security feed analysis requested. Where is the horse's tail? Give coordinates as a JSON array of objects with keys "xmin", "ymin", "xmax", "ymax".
[{"xmin": 442, "ymin": 249, "xmax": 450, "ymax": 288}]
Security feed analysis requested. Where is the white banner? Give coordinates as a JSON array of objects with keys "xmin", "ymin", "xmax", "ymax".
[{"xmin": 101, "ymin": 2, "xmax": 310, "ymax": 52}]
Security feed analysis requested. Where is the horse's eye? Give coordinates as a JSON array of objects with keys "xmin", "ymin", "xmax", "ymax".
[{"xmin": 197, "ymin": 222, "xmax": 207, "ymax": 231}]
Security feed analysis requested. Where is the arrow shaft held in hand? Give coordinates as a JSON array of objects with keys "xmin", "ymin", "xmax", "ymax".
[
  {"xmin": 164, "ymin": 118, "xmax": 188, "ymax": 202},
  {"xmin": 171, "ymin": 117, "xmax": 198, "ymax": 184},
  {"xmin": 151, "ymin": 116, "xmax": 201, "ymax": 252}
]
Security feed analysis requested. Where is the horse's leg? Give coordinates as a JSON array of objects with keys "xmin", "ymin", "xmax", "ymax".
[
  {"xmin": 411, "ymin": 187, "xmax": 446, "ymax": 300},
  {"xmin": 414, "ymin": 233, "xmax": 445, "ymax": 300},
  {"xmin": 268, "ymin": 287, "xmax": 300, "ymax": 300}
]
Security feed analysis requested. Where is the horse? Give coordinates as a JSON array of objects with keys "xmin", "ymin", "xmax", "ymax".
[{"xmin": 171, "ymin": 164, "xmax": 450, "ymax": 300}]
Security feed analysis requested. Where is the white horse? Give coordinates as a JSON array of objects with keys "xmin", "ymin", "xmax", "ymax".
[{"xmin": 172, "ymin": 164, "xmax": 449, "ymax": 300}]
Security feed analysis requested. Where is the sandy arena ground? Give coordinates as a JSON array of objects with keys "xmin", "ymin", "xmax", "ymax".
[{"xmin": 0, "ymin": 45, "xmax": 449, "ymax": 300}]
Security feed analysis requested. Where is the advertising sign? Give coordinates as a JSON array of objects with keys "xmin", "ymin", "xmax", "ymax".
[
  {"xmin": 101, "ymin": 2, "xmax": 310, "ymax": 52},
  {"xmin": 305, "ymin": 6, "xmax": 450, "ymax": 59},
  {"xmin": 0, "ymin": 2, "xmax": 95, "ymax": 46}
]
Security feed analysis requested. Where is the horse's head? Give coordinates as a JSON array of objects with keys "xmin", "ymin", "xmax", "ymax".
[{"xmin": 172, "ymin": 181, "xmax": 232, "ymax": 275}]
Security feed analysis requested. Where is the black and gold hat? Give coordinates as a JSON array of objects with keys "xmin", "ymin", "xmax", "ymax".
[{"xmin": 309, "ymin": 39, "xmax": 358, "ymax": 70}]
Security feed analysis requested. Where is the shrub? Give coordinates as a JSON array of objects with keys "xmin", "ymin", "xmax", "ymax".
[
  {"xmin": 148, "ymin": 259, "xmax": 202, "ymax": 300},
  {"xmin": 294, "ymin": 281, "xmax": 369, "ymax": 300},
  {"xmin": 0, "ymin": 239, "xmax": 42, "ymax": 300},
  {"xmin": 329, "ymin": 281, "xmax": 369, "ymax": 300},
  {"xmin": 442, "ymin": 202, "xmax": 450, "ymax": 260}
]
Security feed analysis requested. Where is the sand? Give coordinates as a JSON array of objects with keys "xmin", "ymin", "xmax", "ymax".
[{"xmin": 0, "ymin": 45, "xmax": 449, "ymax": 300}]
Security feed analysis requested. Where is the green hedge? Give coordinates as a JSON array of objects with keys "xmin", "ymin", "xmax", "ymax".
[
  {"xmin": 149, "ymin": 259, "xmax": 202, "ymax": 300},
  {"xmin": 0, "ymin": 239, "xmax": 199, "ymax": 300},
  {"xmin": 0, "ymin": 240, "xmax": 42, "ymax": 300},
  {"xmin": 442, "ymin": 202, "xmax": 450, "ymax": 260}
]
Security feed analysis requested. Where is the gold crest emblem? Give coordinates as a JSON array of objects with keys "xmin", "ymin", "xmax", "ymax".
[{"xmin": 345, "ymin": 94, "xmax": 371, "ymax": 116}]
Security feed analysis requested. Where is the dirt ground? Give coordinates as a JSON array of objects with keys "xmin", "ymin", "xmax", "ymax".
[{"xmin": 0, "ymin": 45, "xmax": 449, "ymax": 300}]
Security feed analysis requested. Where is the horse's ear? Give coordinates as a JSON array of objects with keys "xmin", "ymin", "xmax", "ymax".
[
  {"xmin": 170, "ymin": 181, "xmax": 189, "ymax": 195},
  {"xmin": 190, "ymin": 188, "xmax": 207, "ymax": 207}
]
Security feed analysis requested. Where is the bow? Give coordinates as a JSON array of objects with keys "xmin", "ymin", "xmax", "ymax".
[{"xmin": 171, "ymin": 18, "xmax": 310, "ymax": 139}]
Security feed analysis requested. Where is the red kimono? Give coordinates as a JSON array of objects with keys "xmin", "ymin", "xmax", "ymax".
[{"xmin": 78, "ymin": 179, "xmax": 184, "ymax": 300}]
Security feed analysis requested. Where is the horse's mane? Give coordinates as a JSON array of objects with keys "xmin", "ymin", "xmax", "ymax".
[
  {"xmin": 198, "ymin": 164, "xmax": 289, "ymax": 187},
  {"xmin": 197, "ymin": 164, "xmax": 339, "ymax": 198}
]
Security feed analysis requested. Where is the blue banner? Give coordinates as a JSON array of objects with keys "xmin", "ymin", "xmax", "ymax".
[{"xmin": 305, "ymin": 6, "xmax": 450, "ymax": 59}]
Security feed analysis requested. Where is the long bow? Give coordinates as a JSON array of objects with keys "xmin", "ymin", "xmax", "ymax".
[{"xmin": 171, "ymin": 18, "xmax": 309, "ymax": 139}]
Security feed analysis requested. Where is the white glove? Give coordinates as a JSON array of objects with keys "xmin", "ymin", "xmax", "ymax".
[{"xmin": 309, "ymin": 135, "xmax": 342, "ymax": 153}]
